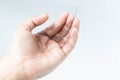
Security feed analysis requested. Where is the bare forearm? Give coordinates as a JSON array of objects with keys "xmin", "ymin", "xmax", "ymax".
[
  {"xmin": 0, "ymin": 53, "xmax": 28, "ymax": 80},
  {"xmin": 0, "ymin": 66, "xmax": 27, "ymax": 80}
]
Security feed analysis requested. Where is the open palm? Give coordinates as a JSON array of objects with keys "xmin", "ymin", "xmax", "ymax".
[{"xmin": 10, "ymin": 12, "xmax": 80, "ymax": 79}]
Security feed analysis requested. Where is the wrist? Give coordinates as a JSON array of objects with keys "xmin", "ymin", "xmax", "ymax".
[{"xmin": 0, "ymin": 52, "xmax": 29, "ymax": 80}]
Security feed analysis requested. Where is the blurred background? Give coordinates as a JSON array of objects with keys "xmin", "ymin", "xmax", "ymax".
[{"xmin": 0, "ymin": 0, "xmax": 120, "ymax": 80}]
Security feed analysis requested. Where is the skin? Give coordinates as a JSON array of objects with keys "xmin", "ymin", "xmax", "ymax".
[{"xmin": 0, "ymin": 11, "xmax": 80, "ymax": 80}]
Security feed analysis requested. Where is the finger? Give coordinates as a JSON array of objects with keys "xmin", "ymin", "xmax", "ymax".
[
  {"xmin": 59, "ymin": 18, "xmax": 80, "ymax": 48},
  {"xmin": 53, "ymin": 14, "xmax": 75, "ymax": 42},
  {"xmin": 20, "ymin": 14, "xmax": 49, "ymax": 32},
  {"xmin": 62, "ymin": 18, "xmax": 80, "ymax": 55},
  {"xmin": 41, "ymin": 11, "xmax": 69, "ymax": 38}
]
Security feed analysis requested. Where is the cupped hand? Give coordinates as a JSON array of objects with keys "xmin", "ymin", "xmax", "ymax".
[{"xmin": 8, "ymin": 12, "xmax": 80, "ymax": 79}]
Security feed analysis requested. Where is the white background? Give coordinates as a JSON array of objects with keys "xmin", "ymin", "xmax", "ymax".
[{"xmin": 0, "ymin": 0, "xmax": 120, "ymax": 80}]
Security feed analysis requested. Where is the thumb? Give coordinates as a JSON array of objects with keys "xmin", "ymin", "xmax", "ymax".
[{"xmin": 20, "ymin": 14, "xmax": 49, "ymax": 32}]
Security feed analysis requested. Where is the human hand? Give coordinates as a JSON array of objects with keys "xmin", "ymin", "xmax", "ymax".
[{"xmin": 0, "ymin": 12, "xmax": 80, "ymax": 80}]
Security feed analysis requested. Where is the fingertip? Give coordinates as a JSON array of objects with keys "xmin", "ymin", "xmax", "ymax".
[
  {"xmin": 66, "ymin": 14, "xmax": 75, "ymax": 25},
  {"xmin": 72, "ymin": 18, "xmax": 80, "ymax": 29},
  {"xmin": 58, "ymin": 11, "xmax": 69, "ymax": 19},
  {"xmin": 33, "ymin": 14, "xmax": 49, "ymax": 26},
  {"xmin": 37, "ymin": 14, "xmax": 49, "ymax": 20}
]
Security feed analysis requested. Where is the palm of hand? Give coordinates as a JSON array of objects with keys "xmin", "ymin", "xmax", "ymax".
[
  {"xmin": 17, "ymin": 31, "xmax": 64, "ymax": 78},
  {"xmin": 11, "ymin": 12, "xmax": 80, "ymax": 79}
]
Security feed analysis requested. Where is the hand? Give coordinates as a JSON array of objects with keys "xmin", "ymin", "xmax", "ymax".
[{"xmin": 0, "ymin": 12, "xmax": 80, "ymax": 80}]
